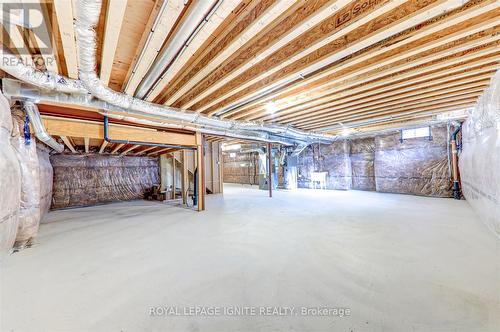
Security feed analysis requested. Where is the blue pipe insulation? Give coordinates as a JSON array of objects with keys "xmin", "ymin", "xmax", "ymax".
[{"xmin": 103, "ymin": 116, "xmax": 197, "ymax": 150}]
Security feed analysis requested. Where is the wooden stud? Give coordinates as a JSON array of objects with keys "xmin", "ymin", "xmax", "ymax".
[
  {"xmin": 53, "ymin": 0, "xmax": 78, "ymax": 78},
  {"xmin": 120, "ymin": 144, "xmax": 140, "ymax": 156},
  {"xmin": 111, "ymin": 143, "xmax": 124, "ymax": 154},
  {"xmin": 134, "ymin": 146, "xmax": 157, "ymax": 155},
  {"xmin": 98, "ymin": 140, "xmax": 108, "ymax": 154},
  {"xmin": 60, "ymin": 135, "xmax": 76, "ymax": 153},
  {"xmin": 100, "ymin": 0, "xmax": 128, "ymax": 85},
  {"xmin": 124, "ymin": 0, "xmax": 186, "ymax": 94},
  {"xmin": 181, "ymin": 149, "xmax": 188, "ymax": 205},
  {"xmin": 84, "ymin": 137, "xmax": 90, "ymax": 153}
]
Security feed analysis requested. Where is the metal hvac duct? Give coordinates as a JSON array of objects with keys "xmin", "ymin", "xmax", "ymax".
[
  {"xmin": 0, "ymin": 47, "xmax": 86, "ymax": 94},
  {"xmin": 134, "ymin": 0, "xmax": 221, "ymax": 99},
  {"xmin": 23, "ymin": 102, "xmax": 65, "ymax": 152},
  {"xmin": 2, "ymin": 80, "xmax": 298, "ymax": 145},
  {"xmin": 73, "ymin": 0, "xmax": 335, "ymax": 144},
  {"xmin": 0, "ymin": 0, "xmax": 335, "ymax": 146}
]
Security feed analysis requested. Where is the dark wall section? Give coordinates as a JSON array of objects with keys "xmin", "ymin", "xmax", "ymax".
[
  {"xmin": 374, "ymin": 126, "xmax": 452, "ymax": 197},
  {"xmin": 51, "ymin": 154, "xmax": 160, "ymax": 209},
  {"xmin": 350, "ymin": 137, "xmax": 376, "ymax": 191}
]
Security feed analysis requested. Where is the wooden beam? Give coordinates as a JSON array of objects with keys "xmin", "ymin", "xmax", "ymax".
[
  {"xmin": 179, "ymin": 0, "xmax": 405, "ymax": 110},
  {"xmin": 225, "ymin": 4, "xmax": 500, "ymax": 120},
  {"xmin": 219, "ymin": 143, "xmax": 223, "ymax": 194},
  {"xmin": 145, "ymin": 0, "xmax": 242, "ymax": 101},
  {"xmin": 305, "ymin": 100, "xmax": 477, "ymax": 130},
  {"xmin": 111, "ymin": 143, "xmax": 124, "ymax": 154},
  {"xmin": 267, "ymin": 142, "xmax": 272, "ymax": 198},
  {"xmin": 84, "ymin": 137, "xmax": 90, "ymax": 153},
  {"xmin": 100, "ymin": 0, "xmax": 128, "ymax": 85},
  {"xmin": 27, "ymin": 0, "xmax": 59, "ymax": 73},
  {"xmin": 53, "ymin": 0, "xmax": 78, "ymax": 78},
  {"xmin": 192, "ymin": 0, "xmax": 465, "ymax": 114},
  {"xmin": 148, "ymin": 147, "xmax": 172, "ymax": 156},
  {"xmin": 172, "ymin": 154, "xmax": 176, "ymax": 199},
  {"xmin": 40, "ymin": 116, "xmax": 197, "ymax": 147},
  {"xmin": 60, "ymin": 135, "xmax": 76, "ymax": 153},
  {"xmin": 157, "ymin": 0, "xmax": 330, "ymax": 105},
  {"xmin": 98, "ymin": 140, "xmax": 108, "ymax": 154},
  {"xmin": 236, "ymin": 50, "xmax": 500, "ymax": 124},
  {"xmin": 120, "ymin": 144, "xmax": 140, "ymax": 156},
  {"xmin": 134, "ymin": 146, "xmax": 157, "ymax": 155},
  {"xmin": 124, "ymin": 0, "xmax": 185, "ymax": 94},
  {"xmin": 268, "ymin": 66, "xmax": 498, "ymax": 124},
  {"xmin": 236, "ymin": 19, "xmax": 500, "ymax": 120},
  {"xmin": 236, "ymin": 36, "xmax": 500, "ymax": 122},
  {"xmin": 290, "ymin": 84, "xmax": 489, "ymax": 126}
]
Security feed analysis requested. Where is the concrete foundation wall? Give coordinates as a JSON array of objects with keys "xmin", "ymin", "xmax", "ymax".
[{"xmin": 51, "ymin": 154, "xmax": 160, "ymax": 209}]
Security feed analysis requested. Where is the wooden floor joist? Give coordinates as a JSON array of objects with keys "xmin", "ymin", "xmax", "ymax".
[{"xmin": 5, "ymin": 0, "xmax": 499, "ymax": 135}]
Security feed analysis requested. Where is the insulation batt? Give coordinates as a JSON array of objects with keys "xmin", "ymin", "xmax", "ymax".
[
  {"xmin": 50, "ymin": 154, "xmax": 160, "ymax": 209},
  {"xmin": 0, "ymin": 94, "xmax": 21, "ymax": 255},
  {"xmin": 37, "ymin": 144, "xmax": 53, "ymax": 222},
  {"xmin": 10, "ymin": 108, "xmax": 41, "ymax": 248},
  {"xmin": 298, "ymin": 140, "xmax": 352, "ymax": 190},
  {"xmin": 459, "ymin": 70, "xmax": 500, "ymax": 237},
  {"xmin": 374, "ymin": 125, "xmax": 452, "ymax": 197},
  {"xmin": 350, "ymin": 137, "xmax": 376, "ymax": 191}
]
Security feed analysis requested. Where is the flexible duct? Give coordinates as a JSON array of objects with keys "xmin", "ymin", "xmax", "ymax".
[
  {"xmin": 73, "ymin": 0, "xmax": 334, "ymax": 144},
  {"xmin": 0, "ymin": 47, "xmax": 86, "ymax": 94},
  {"xmin": 23, "ymin": 102, "xmax": 65, "ymax": 153},
  {"xmin": 0, "ymin": 1, "xmax": 335, "ymax": 145},
  {"xmin": 2, "ymin": 81, "xmax": 299, "ymax": 145},
  {"xmin": 135, "ymin": 0, "xmax": 220, "ymax": 99}
]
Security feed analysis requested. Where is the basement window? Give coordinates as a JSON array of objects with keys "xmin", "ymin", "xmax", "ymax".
[{"xmin": 401, "ymin": 126, "xmax": 431, "ymax": 140}]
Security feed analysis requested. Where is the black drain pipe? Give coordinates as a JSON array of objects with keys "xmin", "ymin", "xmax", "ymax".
[{"xmin": 450, "ymin": 123, "xmax": 462, "ymax": 200}]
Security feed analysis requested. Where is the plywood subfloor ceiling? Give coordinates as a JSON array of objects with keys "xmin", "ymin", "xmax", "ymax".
[{"xmin": 2, "ymin": 0, "xmax": 500, "ymax": 135}]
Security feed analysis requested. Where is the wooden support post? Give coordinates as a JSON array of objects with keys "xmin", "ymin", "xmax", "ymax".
[
  {"xmin": 210, "ymin": 142, "xmax": 216, "ymax": 193},
  {"xmin": 172, "ymin": 154, "xmax": 176, "ymax": 199},
  {"xmin": 84, "ymin": 137, "xmax": 90, "ymax": 154},
  {"xmin": 182, "ymin": 150, "xmax": 188, "ymax": 205},
  {"xmin": 219, "ymin": 142, "xmax": 224, "ymax": 194},
  {"xmin": 196, "ymin": 133, "xmax": 205, "ymax": 211},
  {"xmin": 267, "ymin": 142, "xmax": 272, "ymax": 198}
]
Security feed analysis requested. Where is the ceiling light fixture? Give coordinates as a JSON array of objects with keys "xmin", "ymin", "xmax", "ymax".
[{"xmin": 265, "ymin": 101, "xmax": 277, "ymax": 114}]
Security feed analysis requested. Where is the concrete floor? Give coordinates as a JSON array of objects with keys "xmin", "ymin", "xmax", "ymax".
[{"xmin": 1, "ymin": 184, "xmax": 499, "ymax": 332}]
